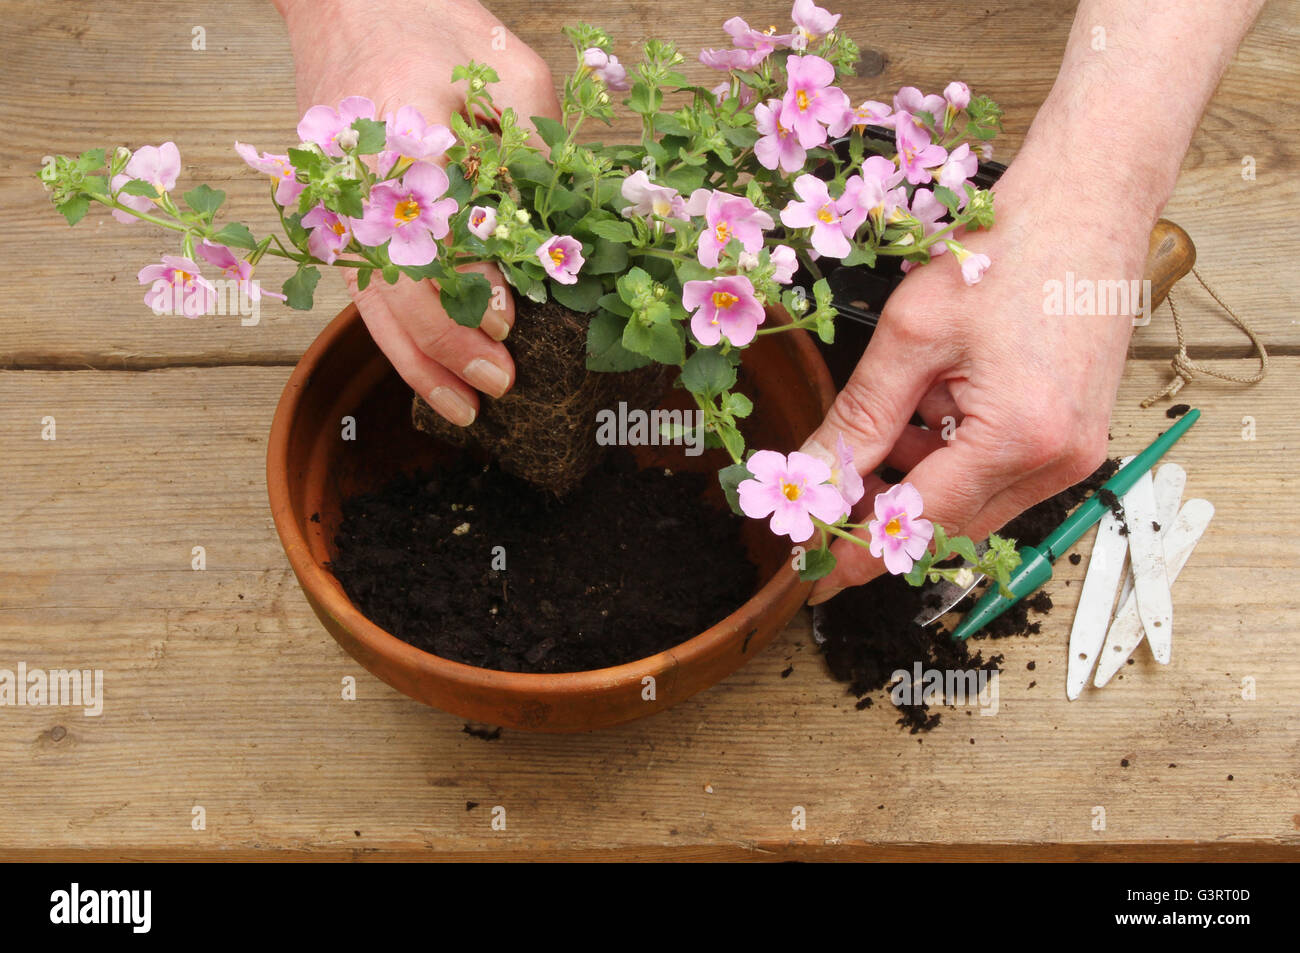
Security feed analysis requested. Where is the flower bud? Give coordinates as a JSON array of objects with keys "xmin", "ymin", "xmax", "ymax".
[
  {"xmin": 336, "ymin": 128, "xmax": 359, "ymax": 152},
  {"xmin": 114, "ymin": 146, "xmax": 132, "ymax": 163},
  {"xmin": 470, "ymin": 77, "xmax": 485, "ymax": 91},
  {"xmin": 514, "ymin": 209, "xmax": 530, "ymax": 224},
  {"xmin": 492, "ymin": 224, "xmax": 511, "ymax": 240},
  {"xmin": 737, "ymin": 251, "xmax": 759, "ymax": 271},
  {"xmin": 954, "ymin": 567, "xmax": 975, "ymax": 588},
  {"xmin": 652, "ymin": 284, "xmax": 666, "ymax": 299},
  {"xmin": 597, "ymin": 92, "xmax": 610, "ymax": 105}
]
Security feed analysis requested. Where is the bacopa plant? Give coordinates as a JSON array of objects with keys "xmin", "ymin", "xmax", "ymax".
[{"xmin": 38, "ymin": 0, "xmax": 1019, "ymax": 589}]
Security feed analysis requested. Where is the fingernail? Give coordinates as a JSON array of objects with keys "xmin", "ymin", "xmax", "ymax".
[
  {"xmin": 463, "ymin": 358, "xmax": 511, "ymax": 398},
  {"xmin": 480, "ymin": 311, "xmax": 511, "ymax": 342},
  {"xmin": 428, "ymin": 387, "xmax": 476, "ymax": 427},
  {"xmin": 806, "ymin": 586, "xmax": 843, "ymax": 607}
]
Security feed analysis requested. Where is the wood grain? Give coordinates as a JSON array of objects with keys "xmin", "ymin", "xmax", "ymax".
[{"xmin": 0, "ymin": 358, "xmax": 1296, "ymax": 857}]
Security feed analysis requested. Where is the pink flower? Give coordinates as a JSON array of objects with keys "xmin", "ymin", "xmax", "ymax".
[
  {"xmin": 867, "ymin": 482, "xmax": 934, "ymax": 575},
  {"xmin": 779, "ymin": 55, "xmax": 850, "ymax": 149},
  {"xmin": 754, "ymin": 99, "xmax": 806, "ymax": 173},
  {"xmin": 938, "ymin": 142, "xmax": 979, "ymax": 192},
  {"xmin": 693, "ymin": 190, "xmax": 774, "ymax": 268},
  {"xmin": 861, "ymin": 154, "xmax": 906, "ymax": 194},
  {"xmin": 198, "ymin": 241, "xmax": 286, "ymax": 302},
  {"xmin": 382, "ymin": 105, "xmax": 455, "ymax": 165},
  {"xmin": 620, "ymin": 171, "xmax": 686, "ymax": 223},
  {"xmin": 893, "ymin": 86, "xmax": 946, "ymax": 126},
  {"xmin": 908, "ymin": 189, "xmax": 949, "ymax": 253},
  {"xmin": 583, "ymin": 48, "xmax": 631, "ymax": 91},
  {"xmin": 711, "ymin": 81, "xmax": 754, "ymax": 107},
  {"xmin": 944, "ymin": 81, "xmax": 971, "ymax": 111},
  {"xmin": 780, "ymin": 174, "xmax": 857, "ymax": 259},
  {"xmin": 111, "ymin": 142, "xmax": 181, "ymax": 224},
  {"xmin": 351, "ymin": 163, "xmax": 456, "ymax": 267},
  {"xmin": 466, "ymin": 205, "xmax": 498, "ymax": 241},
  {"xmin": 699, "ymin": 46, "xmax": 769, "ymax": 70},
  {"xmin": 537, "ymin": 235, "xmax": 584, "ymax": 284},
  {"xmin": 301, "ymin": 204, "xmax": 353, "ymax": 264},
  {"xmin": 850, "ymin": 99, "xmax": 894, "ymax": 130},
  {"xmin": 683, "ymin": 274, "xmax": 765, "ymax": 346},
  {"xmin": 297, "ymin": 96, "xmax": 377, "ymax": 157},
  {"xmin": 770, "ymin": 244, "xmax": 798, "ymax": 284},
  {"xmin": 792, "ymin": 0, "xmax": 842, "ymax": 42},
  {"xmin": 738, "ymin": 449, "xmax": 849, "ymax": 542},
  {"xmin": 895, "ymin": 119, "xmax": 948, "ymax": 185},
  {"xmin": 137, "ymin": 255, "xmax": 216, "ymax": 318},
  {"xmin": 829, "ymin": 434, "xmax": 865, "ymax": 508},
  {"xmin": 948, "ymin": 243, "xmax": 991, "ymax": 285},
  {"xmin": 724, "ymin": 16, "xmax": 794, "ymax": 51},
  {"xmin": 234, "ymin": 142, "xmax": 303, "ymax": 208}
]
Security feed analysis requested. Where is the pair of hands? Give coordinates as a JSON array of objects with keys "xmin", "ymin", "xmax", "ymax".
[{"xmin": 278, "ymin": 0, "xmax": 1152, "ymax": 599}]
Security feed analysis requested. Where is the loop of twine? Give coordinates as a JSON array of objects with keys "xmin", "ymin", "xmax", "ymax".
[{"xmin": 1141, "ymin": 266, "xmax": 1270, "ymax": 408}]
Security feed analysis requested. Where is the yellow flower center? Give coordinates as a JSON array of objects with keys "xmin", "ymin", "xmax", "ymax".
[
  {"xmin": 885, "ymin": 516, "xmax": 902, "ymax": 536},
  {"xmin": 714, "ymin": 222, "xmax": 731, "ymax": 245},
  {"xmin": 817, "ymin": 205, "xmax": 835, "ymax": 223},
  {"xmin": 174, "ymin": 269, "xmax": 191, "ymax": 283},
  {"xmin": 796, "ymin": 89, "xmax": 810, "ymax": 111},
  {"xmin": 330, "ymin": 220, "xmax": 347, "ymax": 236},
  {"xmin": 782, "ymin": 481, "xmax": 802, "ymax": 501},
  {"xmin": 549, "ymin": 246, "xmax": 567, "ymax": 267},
  {"xmin": 711, "ymin": 291, "xmax": 739, "ymax": 310},
  {"xmin": 394, "ymin": 199, "xmax": 421, "ymax": 224}
]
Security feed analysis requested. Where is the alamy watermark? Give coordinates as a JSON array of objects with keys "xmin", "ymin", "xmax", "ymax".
[
  {"xmin": 1043, "ymin": 273, "xmax": 1153, "ymax": 326},
  {"xmin": 147, "ymin": 274, "xmax": 265, "ymax": 326},
  {"xmin": 0, "ymin": 662, "xmax": 103, "ymax": 716},
  {"xmin": 595, "ymin": 402, "xmax": 705, "ymax": 456},
  {"xmin": 889, "ymin": 662, "xmax": 999, "ymax": 716}
]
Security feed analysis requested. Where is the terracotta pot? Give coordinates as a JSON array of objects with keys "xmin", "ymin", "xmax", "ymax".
[{"xmin": 267, "ymin": 303, "xmax": 835, "ymax": 732}]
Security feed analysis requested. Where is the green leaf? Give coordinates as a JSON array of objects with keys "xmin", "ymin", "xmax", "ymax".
[
  {"xmin": 351, "ymin": 117, "xmax": 387, "ymax": 155},
  {"xmin": 57, "ymin": 195, "xmax": 89, "ymax": 226},
  {"xmin": 717, "ymin": 462, "xmax": 752, "ymax": 516},
  {"xmin": 356, "ymin": 267, "xmax": 373, "ymax": 291},
  {"xmin": 680, "ymin": 348, "xmax": 736, "ymax": 396},
  {"xmin": 949, "ymin": 535, "xmax": 980, "ymax": 566},
  {"xmin": 840, "ymin": 243, "xmax": 877, "ymax": 268},
  {"xmin": 799, "ymin": 547, "xmax": 837, "ymax": 582},
  {"xmin": 444, "ymin": 163, "xmax": 473, "ymax": 206},
  {"xmin": 183, "ymin": 184, "xmax": 226, "ymax": 219},
  {"xmin": 623, "ymin": 317, "xmax": 684, "ymax": 365},
  {"xmin": 933, "ymin": 185, "xmax": 961, "ymax": 215},
  {"xmin": 551, "ymin": 275, "xmax": 603, "ymax": 313},
  {"xmin": 440, "ymin": 271, "xmax": 492, "ymax": 327},
  {"xmin": 531, "ymin": 115, "xmax": 568, "ymax": 151},
  {"xmin": 588, "ymin": 219, "xmax": 635, "ymax": 243},
  {"xmin": 120, "ymin": 179, "xmax": 159, "ymax": 198},
  {"xmin": 718, "ymin": 423, "xmax": 744, "ymax": 461},
  {"xmin": 211, "ymin": 222, "xmax": 257, "ymax": 250},
  {"xmin": 596, "ymin": 292, "xmax": 631, "ymax": 317},
  {"xmin": 332, "ymin": 180, "xmax": 365, "ymax": 220},
  {"xmin": 722, "ymin": 392, "xmax": 753, "ymax": 419},
  {"xmin": 282, "ymin": 266, "xmax": 320, "ymax": 311},
  {"xmin": 721, "ymin": 126, "xmax": 760, "ymax": 149},
  {"xmin": 586, "ymin": 237, "xmax": 629, "ymax": 275},
  {"xmin": 76, "ymin": 148, "xmax": 106, "ymax": 172},
  {"xmin": 586, "ymin": 309, "xmax": 652, "ymax": 372}
]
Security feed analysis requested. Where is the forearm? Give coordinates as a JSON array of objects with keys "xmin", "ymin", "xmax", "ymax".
[{"xmin": 1014, "ymin": 0, "xmax": 1264, "ymax": 229}]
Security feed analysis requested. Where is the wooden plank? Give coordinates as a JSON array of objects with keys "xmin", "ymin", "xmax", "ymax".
[
  {"xmin": 1, "ymin": 0, "xmax": 1296, "ymax": 368},
  {"xmin": 0, "ymin": 358, "xmax": 1297, "ymax": 855}
]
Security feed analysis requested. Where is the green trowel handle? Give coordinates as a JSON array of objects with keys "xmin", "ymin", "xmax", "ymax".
[
  {"xmin": 1039, "ymin": 408, "xmax": 1201, "ymax": 559},
  {"xmin": 950, "ymin": 545, "xmax": 1055, "ymax": 640}
]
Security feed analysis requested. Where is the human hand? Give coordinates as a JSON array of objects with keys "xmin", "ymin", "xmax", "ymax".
[
  {"xmin": 803, "ymin": 149, "xmax": 1155, "ymax": 604},
  {"xmin": 275, "ymin": 0, "xmax": 562, "ymax": 426}
]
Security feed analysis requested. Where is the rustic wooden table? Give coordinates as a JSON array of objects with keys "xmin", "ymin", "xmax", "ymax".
[{"xmin": 2, "ymin": 0, "xmax": 1297, "ymax": 860}]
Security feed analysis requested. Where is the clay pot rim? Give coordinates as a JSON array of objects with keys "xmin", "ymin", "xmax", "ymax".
[{"xmin": 267, "ymin": 302, "xmax": 836, "ymax": 696}]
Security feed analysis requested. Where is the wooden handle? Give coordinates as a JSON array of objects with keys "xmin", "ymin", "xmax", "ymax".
[{"xmin": 1143, "ymin": 218, "xmax": 1196, "ymax": 311}]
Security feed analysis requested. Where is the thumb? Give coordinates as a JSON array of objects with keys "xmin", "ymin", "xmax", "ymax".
[{"xmin": 800, "ymin": 320, "xmax": 941, "ymax": 478}]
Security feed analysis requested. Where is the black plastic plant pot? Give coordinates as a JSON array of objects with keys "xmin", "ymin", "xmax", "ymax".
[{"xmin": 806, "ymin": 127, "xmax": 1006, "ymax": 389}]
